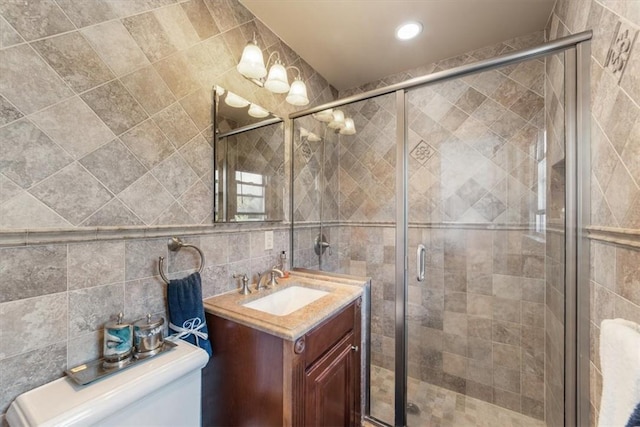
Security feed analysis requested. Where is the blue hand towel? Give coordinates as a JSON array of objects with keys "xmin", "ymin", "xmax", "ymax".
[
  {"xmin": 167, "ymin": 272, "xmax": 212, "ymax": 356},
  {"xmin": 627, "ymin": 402, "xmax": 640, "ymax": 427}
]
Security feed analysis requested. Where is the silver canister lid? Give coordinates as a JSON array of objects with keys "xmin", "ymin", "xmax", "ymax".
[
  {"xmin": 104, "ymin": 312, "xmax": 130, "ymax": 330},
  {"xmin": 133, "ymin": 313, "xmax": 164, "ymax": 331}
]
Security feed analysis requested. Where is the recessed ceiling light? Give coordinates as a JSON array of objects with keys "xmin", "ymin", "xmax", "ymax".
[{"xmin": 395, "ymin": 21, "xmax": 423, "ymax": 40}]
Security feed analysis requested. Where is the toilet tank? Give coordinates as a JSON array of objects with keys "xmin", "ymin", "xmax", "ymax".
[{"xmin": 6, "ymin": 339, "xmax": 209, "ymax": 427}]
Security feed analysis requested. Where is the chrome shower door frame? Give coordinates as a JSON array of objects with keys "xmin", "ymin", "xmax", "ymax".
[{"xmin": 289, "ymin": 31, "xmax": 593, "ymax": 427}]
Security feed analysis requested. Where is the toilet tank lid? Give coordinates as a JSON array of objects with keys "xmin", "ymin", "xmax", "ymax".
[{"xmin": 6, "ymin": 339, "xmax": 209, "ymax": 427}]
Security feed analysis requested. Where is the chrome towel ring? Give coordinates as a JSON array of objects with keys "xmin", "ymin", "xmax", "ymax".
[{"xmin": 158, "ymin": 237, "xmax": 205, "ymax": 285}]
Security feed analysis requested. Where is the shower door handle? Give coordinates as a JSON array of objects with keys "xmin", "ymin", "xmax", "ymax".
[{"xmin": 417, "ymin": 244, "xmax": 426, "ymax": 282}]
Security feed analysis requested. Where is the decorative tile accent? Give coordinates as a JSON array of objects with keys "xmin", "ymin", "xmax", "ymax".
[
  {"xmin": 605, "ymin": 21, "xmax": 638, "ymax": 83},
  {"xmin": 410, "ymin": 140, "xmax": 436, "ymax": 165},
  {"xmin": 29, "ymin": 163, "xmax": 113, "ymax": 226}
]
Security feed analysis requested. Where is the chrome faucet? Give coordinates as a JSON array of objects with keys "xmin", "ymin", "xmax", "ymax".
[{"xmin": 256, "ymin": 267, "xmax": 285, "ymax": 291}]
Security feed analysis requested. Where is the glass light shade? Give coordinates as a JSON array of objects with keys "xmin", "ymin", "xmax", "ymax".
[
  {"xmin": 339, "ymin": 117, "xmax": 356, "ymax": 135},
  {"xmin": 224, "ymin": 92, "xmax": 250, "ymax": 108},
  {"xmin": 236, "ymin": 42, "xmax": 267, "ymax": 79},
  {"xmin": 285, "ymin": 78, "xmax": 309, "ymax": 106},
  {"xmin": 396, "ymin": 22, "xmax": 423, "ymax": 40},
  {"xmin": 313, "ymin": 109, "xmax": 333, "ymax": 122},
  {"xmin": 248, "ymin": 103, "xmax": 269, "ymax": 118},
  {"xmin": 328, "ymin": 109, "xmax": 346, "ymax": 129},
  {"xmin": 299, "ymin": 127, "xmax": 309, "ymax": 138},
  {"xmin": 307, "ymin": 132, "xmax": 322, "ymax": 142},
  {"xmin": 264, "ymin": 62, "xmax": 290, "ymax": 93},
  {"xmin": 215, "ymin": 86, "xmax": 225, "ymax": 96}
]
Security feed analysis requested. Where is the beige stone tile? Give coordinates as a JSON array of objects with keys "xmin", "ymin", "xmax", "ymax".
[
  {"xmin": 603, "ymin": 90, "xmax": 639, "ymax": 155},
  {"xmin": 0, "ymin": 94, "xmax": 22, "ymax": 126},
  {"xmin": 180, "ymin": 88, "xmax": 211, "ymax": 131},
  {"xmin": 69, "ymin": 283, "xmax": 124, "ymax": 336},
  {"xmin": 0, "ymin": 118, "xmax": 74, "ymax": 189},
  {"xmin": 81, "ymin": 198, "xmax": 144, "ymax": 227},
  {"xmin": 0, "ymin": 15, "xmax": 23, "ymax": 49},
  {"xmin": 0, "ymin": 44, "xmax": 73, "ymax": 115},
  {"xmin": 180, "ymin": 134, "xmax": 213, "ymax": 177},
  {"xmin": 153, "ymin": 102, "xmax": 199, "ymax": 149},
  {"xmin": 0, "ymin": 192, "xmax": 70, "ymax": 229},
  {"xmin": 121, "ymin": 65, "xmax": 175, "ymax": 115},
  {"xmin": 492, "ymin": 320, "xmax": 520, "ymax": 345},
  {"xmin": 0, "ymin": 173, "xmax": 21, "ymax": 204},
  {"xmin": 120, "ymin": 119, "xmax": 175, "ymax": 170},
  {"xmin": 122, "ymin": 11, "xmax": 177, "ymax": 63},
  {"xmin": 125, "ymin": 239, "xmax": 167, "ymax": 281},
  {"xmin": 32, "ymin": 32, "xmax": 115, "ymax": 93},
  {"xmin": 154, "ymin": 201, "xmax": 195, "ymax": 225},
  {"xmin": 30, "ymin": 97, "xmax": 114, "ymax": 160},
  {"xmin": 55, "ymin": 0, "xmax": 116, "ymax": 28},
  {"xmin": 181, "ymin": 0, "xmax": 220, "ymax": 40},
  {"xmin": 124, "ymin": 276, "xmax": 167, "ymax": 321},
  {"xmin": 68, "ymin": 241, "xmax": 125, "ymax": 291},
  {"xmin": 0, "ymin": 293, "xmax": 67, "ymax": 358},
  {"xmin": 604, "ymin": 160, "xmax": 639, "ymax": 225},
  {"xmin": 82, "ymin": 20, "xmax": 150, "ymax": 77},
  {"xmin": 203, "ymin": 34, "xmax": 236, "ymax": 76},
  {"xmin": 616, "ymin": 247, "xmax": 640, "ymax": 307},
  {"xmin": 178, "ymin": 180, "xmax": 213, "ymax": 223},
  {"xmin": 0, "ymin": 0, "xmax": 73, "ymax": 41},
  {"xmin": 0, "ymin": 343, "xmax": 66, "ymax": 414},
  {"xmin": 151, "ymin": 152, "xmax": 198, "ymax": 199},
  {"xmin": 118, "ymin": 172, "xmax": 174, "ymax": 225},
  {"xmin": 81, "ymin": 80, "xmax": 148, "ymax": 135},
  {"xmin": 154, "ymin": 52, "xmax": 200, "ymax": 99},
  {"xmin": 154, "ymin": 4, "xmax": 200, "ymax": 50},
  {"xmin": 29, "ymin": 163, "xmax": 113, "ymax": 225},
  {"xmin": 79, "ymin": 139, "xmax": 147, "ymax": 194},
  {"xmin": 67, "ymin": 330, "xmax": 102, "ymax": 368}
]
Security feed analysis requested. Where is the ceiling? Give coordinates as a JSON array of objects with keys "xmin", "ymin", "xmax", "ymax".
[{"xmin": 240, "ymin": 0, "xmax": 555, "ymax": 91}]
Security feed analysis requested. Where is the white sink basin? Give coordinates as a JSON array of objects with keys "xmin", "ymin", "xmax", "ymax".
[{"xmin": 242, "ymin": 286, "xmax": 329, "ymax": 316}]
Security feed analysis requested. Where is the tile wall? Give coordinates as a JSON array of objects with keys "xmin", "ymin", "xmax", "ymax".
[
  {"xmin": 0, "ymin": 0, "xmax": 336, "ymax": 421},
  {"xmin": 546, "ymin": 1, "xmax": 640, "ymax": 426}
]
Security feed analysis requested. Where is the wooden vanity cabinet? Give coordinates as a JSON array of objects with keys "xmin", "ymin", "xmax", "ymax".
[{"xmin": 202, "ymin": 298, "xmax": 362, "ymax": 427}]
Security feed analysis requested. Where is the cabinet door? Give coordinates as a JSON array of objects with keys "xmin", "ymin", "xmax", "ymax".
[{"xmin": 304, "ymin": 332, "xmax": 357, "ymax": 427}]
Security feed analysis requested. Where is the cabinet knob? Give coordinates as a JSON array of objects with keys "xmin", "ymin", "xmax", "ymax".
[{"xmin": 351, "ymin": 345, "xmax": 358, "ymax": 352}]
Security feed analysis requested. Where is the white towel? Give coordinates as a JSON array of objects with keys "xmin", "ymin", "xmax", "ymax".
[{"xmin": 598, "ymin": 318, "xmax": 640, "ymax": 427}]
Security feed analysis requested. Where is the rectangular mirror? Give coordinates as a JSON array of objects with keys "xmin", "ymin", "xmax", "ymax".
[{"xmin": 214, "ymin": 86, "xmax": 285, "ymax": 222}]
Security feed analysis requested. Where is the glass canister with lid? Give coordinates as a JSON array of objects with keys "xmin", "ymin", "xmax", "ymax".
[{"xmin": 133, "ymin": 314, "xmax": 165, "ymax": 358}]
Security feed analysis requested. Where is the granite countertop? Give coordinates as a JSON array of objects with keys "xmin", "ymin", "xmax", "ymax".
[{"xmin": 203, "ymin": 270, "xmax": 366, "ymax": 341}]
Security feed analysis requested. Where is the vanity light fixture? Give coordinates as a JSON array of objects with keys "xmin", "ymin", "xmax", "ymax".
[
  {"xmin": 395, "ymin": 21, "xmax": 423, "ymax": 40},
  {"xmin": 224, "ymin": 92, "xmax": 250, "ymax": 108},
  {"xmin": 312, "ymin": 108, "xmax": 356, "ymax": 136},
  {"xmin": 248, "ymin": 103, "xmax": 269, "ymax": 118},
  {"xmin": 237, "ymin": 35, "xmax": 310, "ymax": 106}
]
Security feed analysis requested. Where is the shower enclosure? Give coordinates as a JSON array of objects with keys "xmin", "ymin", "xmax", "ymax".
[{"xmin": 290, "ymin": 32, "xmax": 591, "ymax": 426}]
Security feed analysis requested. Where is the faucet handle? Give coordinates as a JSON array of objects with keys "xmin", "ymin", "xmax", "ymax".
[{"xmin": 233, "ymin": 273, "xmax": 251, "ymax": 295}]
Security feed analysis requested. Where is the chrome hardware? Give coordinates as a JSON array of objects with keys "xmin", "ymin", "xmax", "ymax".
[
  {"xmin": 234, "ymin": 273, "xmax": 251, "ymax": 295},
  {"xmin": 351, "ymin": 345, "xmax": 359, "ymax": 352},
  {"xmin": 314, "ymin": 233, "xmax": 331, "ymax": 256},
  {"xmin": 158, "ymin": 237, "xmax": 205, "ymax": 285},
  {"xmin": 256, "ymin": 267, "xmax": 285, "ymax": 291},
  {"xmin": 416, "ymin": 244, "xmax": 426, "ymax": 282}
]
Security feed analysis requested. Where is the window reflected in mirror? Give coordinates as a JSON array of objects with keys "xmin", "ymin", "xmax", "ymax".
[{"xmin": 213, "ymin": 86, "xmax": 284, "ymax": 222}]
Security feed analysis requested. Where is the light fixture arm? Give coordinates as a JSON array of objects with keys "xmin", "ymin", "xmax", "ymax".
[{"xmin": 266, "ymin": 51, "xmax": 283, "ymax": 68}]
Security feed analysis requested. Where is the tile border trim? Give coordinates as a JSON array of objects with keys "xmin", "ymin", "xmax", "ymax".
[{"xmin": 587, "ymin": 226, "xmax": 640, "ymax": 250}]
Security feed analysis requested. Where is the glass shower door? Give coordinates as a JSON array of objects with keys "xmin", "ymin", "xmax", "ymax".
[{"xmin": 404, "ymin": 53, "xmax": 565, "ymax": 426}]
